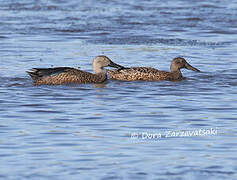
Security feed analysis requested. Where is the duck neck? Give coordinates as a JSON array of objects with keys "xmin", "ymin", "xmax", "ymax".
[
  {"xmin": 94, "ymin": 71, "xmax": 107, "ymax": 83},
  {"xmin": 170, "ymin": 69, "xmax": 183, "ymax": 80},
  {"xmin": 170, "ymin": 64, "xmax": 180, "ymax": 72}
]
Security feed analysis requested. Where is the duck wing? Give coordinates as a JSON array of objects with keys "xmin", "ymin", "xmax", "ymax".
[
  {"xmin": 126, "ymin": 67, "xmax": 160, "ymax": 73},
  {"xmin": 108, "ymin": 67, "xmax": 172, "ymax": 81},
  {"xmin": 27, "ymin": 67, "xmax": 107, "ymax": 85},
  {"xmin": 26, "ymin": 67, "xmax": 80, "ymax": 80}
]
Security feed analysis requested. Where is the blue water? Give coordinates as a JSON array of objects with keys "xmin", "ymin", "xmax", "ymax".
[{"xmin": 0, "ymin": 0, "xmax": 237, "ymax": 179}]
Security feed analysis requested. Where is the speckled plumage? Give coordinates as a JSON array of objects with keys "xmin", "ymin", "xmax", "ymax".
[
  {"xmin": 28, "ymin": 67, "xmax": 107, "ymax": 85},
  {"xmin": 107, "ymin": 57, "xmax": 200, "ymax": 81},
  {"xmin": 108, "ymin": 67, "xmax": 182, "ymax": 81},
  {"xmin": 27, "ymin": 56, "xmax": 124, "ymax": 85}
]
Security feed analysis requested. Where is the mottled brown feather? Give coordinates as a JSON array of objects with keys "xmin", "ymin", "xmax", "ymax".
[
  {"xmin": 107, "ymin": 57, "xmax": 200, "ymax": 81},
  {"xmin": 107, "ymin": 67, "xmax": 183, "ymax": 81},
  {"xmin": 30, "ymin": 68, "xmax": 106, "ymax": 85},
  {"xmin": 27, "ymin": 55, "xmax": 125, "ymax": 85}
]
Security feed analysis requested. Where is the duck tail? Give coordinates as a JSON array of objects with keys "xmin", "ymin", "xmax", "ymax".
[{"xmin": 26, "ymin": 69, "xmax": 39, "ymax": 81}]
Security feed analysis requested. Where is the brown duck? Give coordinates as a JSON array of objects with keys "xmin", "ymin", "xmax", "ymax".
[
  {"xmin": 107, "ymin": 57, "xmax": 200, "ymax": 81},
  {"xmin": 27, "ymin": 55, "xmax": 124, "ymax": 85}
]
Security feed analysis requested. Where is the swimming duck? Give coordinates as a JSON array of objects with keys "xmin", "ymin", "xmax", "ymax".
[
  {"xmin": 107, "ymin": 57, "xmax": 200, "ymax": 81},
  {"xmin": 27, "ymin": 55, "xmax": 124, "ymax": 85}
]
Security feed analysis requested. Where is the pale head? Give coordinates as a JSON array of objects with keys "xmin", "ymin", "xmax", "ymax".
[
  {"xmin": 170, "ymin": 57, "xmax": 200, "ymax": 72},
  {"xmin": 92, "ymin": 55, "xmax": 124, "ymax": 74}
]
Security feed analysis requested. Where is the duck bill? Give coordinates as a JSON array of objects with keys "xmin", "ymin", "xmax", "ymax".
[
  {"xmin": 185, "ymin": 63, "xmax": 200, "ymax": 72},
  {"xmin": 108, "ymin": 61, "xmax": 125, "ymax": 69}
]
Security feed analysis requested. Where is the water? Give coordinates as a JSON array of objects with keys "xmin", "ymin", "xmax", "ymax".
[{"xmin": 0, "ymin": 0, "xmax": 237, "ymax": 179}]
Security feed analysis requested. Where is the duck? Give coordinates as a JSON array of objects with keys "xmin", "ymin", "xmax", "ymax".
[
  {"xmin": 27, "ymin": 55, "xmax": 124, "ymax": 85},
  {"xmin": 107, "ymin": 57, "xmax": 200, "ymax": 81}
]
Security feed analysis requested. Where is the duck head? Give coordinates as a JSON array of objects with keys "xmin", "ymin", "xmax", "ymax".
[
  {"xmin": 170, "ymin": 57, "xmax": 200, "ymax": 72},
  {"xmin": 92, "ymin": 55, "xmax": 125, "ymax": 73}
]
